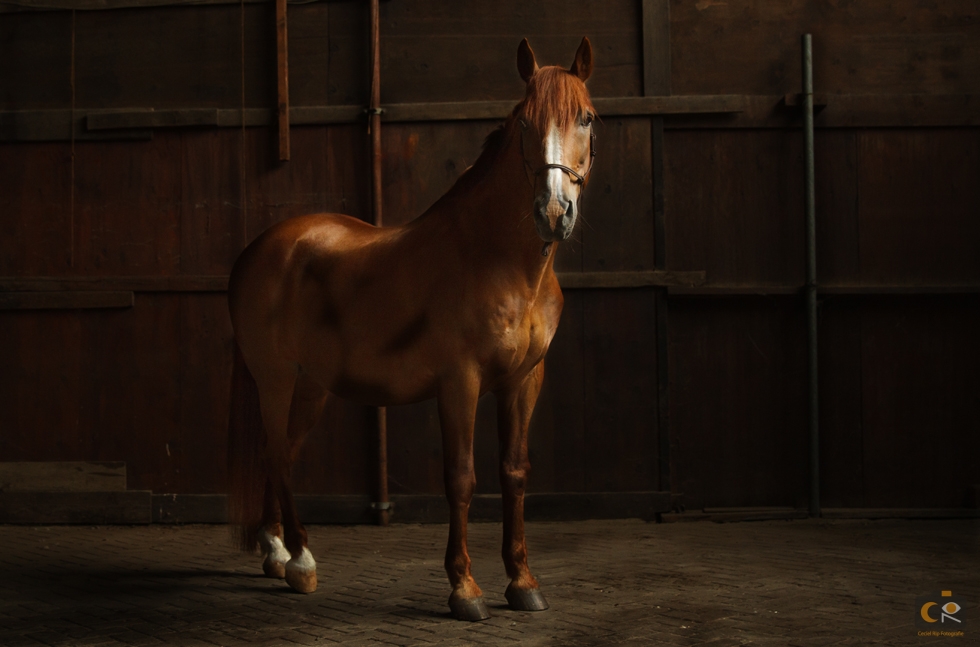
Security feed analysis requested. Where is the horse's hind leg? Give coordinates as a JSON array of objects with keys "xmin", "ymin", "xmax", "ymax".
[
  {"xmin": 438, "ymin": 373, "xmax": 489, "ymax": 621},
  {"xmin": 253, "ymin": 367, "xmax": 320, "ymax": 593},
  {"xmin": 257, "ymin": 482, "xmax": 290, "ymax": 578},
  {"xmin": 496, "ymin": 361, "xmax": 548, "ymax": 612},
  {"xmin": 256, "ymin": 374, "xmax": 328, "ymax": 581}
]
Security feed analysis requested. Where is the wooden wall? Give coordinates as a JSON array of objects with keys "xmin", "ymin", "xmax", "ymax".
[{"xmin": 1, "ymin": 0, "xmax": 978, "ymax": 510}]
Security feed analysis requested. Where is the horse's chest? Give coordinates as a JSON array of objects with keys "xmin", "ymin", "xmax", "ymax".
[{"xmin": 485, "ymin": 292, "xmax": 559, "ymax": 374}]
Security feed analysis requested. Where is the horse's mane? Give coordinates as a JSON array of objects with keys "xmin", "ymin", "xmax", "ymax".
[{"xmin": 438, "ymin": 66, "xmax": 594, "ymax": 202}]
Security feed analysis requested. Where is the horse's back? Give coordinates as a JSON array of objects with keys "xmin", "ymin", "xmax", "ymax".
[{"xmin": 228, "ymin": 213, "xmax": 385, "ymax": 339}]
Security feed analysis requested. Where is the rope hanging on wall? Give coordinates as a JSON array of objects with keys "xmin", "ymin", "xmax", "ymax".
[
  {"xmin": 240, "ymin": 0, "xmax": 247, "ymax": 244},
  {"xmin": 69, "ymin": 9, "xmax": 75, "ymax": 268}
]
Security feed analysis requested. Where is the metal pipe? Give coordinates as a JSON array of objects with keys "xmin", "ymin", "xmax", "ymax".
[
  {"xmin": 802, "ymin": 34, "xmax": 820, "ymax": 518},
  {"xmin": 369, "ymin": 0, "xmax": 389, "ymax": 527}
]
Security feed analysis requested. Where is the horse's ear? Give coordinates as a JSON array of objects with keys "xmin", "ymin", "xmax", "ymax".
[
  {"xmin": 570, "ymin": 37, "xmax": 593, "ymax": 81},
  {"xmin": 518, "ymin": 38, "xmax": 539, "ymax": 83}
]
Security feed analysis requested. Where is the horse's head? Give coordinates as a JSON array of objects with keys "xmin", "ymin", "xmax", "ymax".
[{"xmin": 515, "ymin": 37, "xmax": 595, "ymax": 244}]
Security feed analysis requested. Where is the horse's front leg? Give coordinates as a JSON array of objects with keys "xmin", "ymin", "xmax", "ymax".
[
  {"xmin": 496, "ymin": 361, "xmax": 548, "ymax": 611},
  {"xmin": 438, "ymin": 372, "xmax": 489, "ymax": 621}
]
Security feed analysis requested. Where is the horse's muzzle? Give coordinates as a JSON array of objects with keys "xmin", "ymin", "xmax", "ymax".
[{"xmin": 534, "ymin": 196, "xmax": 576, "ymax": 242}]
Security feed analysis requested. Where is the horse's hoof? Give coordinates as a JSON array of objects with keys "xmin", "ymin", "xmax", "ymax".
[
  {"xmin": 449, "ymin": 596, "xmax": 491, "ymax": 622},
  {"xmin": 259, "ymin": 528, "xmax": 290, "ymax": 579},
  {"xmin": 284, "ymin": 547, "xmax": 317, "ymax": 593},
  {"xmin": 262, "ymin": 556, "xmax": 286, "ymax": 579},
  {"xmin": 505, "ymin": 584, "xmax": 549, "ymax": 611}
]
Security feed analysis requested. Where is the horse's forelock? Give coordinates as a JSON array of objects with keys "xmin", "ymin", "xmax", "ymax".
[{"xmin": 518, "ymin": 66, "xmax": 594, "ymax": 133}]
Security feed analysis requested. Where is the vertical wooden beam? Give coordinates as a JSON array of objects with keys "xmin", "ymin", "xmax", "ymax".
[
  {"xmin": 276, "ymin": 0, "xmax": 290, "ymax": 161},
  {"xmin": 642, "ymin": 0, "xmax": 672, "ymax": 494}
]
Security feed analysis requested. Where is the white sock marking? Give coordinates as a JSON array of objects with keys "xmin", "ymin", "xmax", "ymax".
[
  {"xmin": 259, "ymin": 529, "xmax": 291, "ymax": 565},
  {"xmin": 286, "ymin": 546, "xmax": 316, "ymax": 573}
]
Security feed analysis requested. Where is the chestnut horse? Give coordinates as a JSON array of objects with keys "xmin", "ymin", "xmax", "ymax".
[{"xmin": 227, "ymin": 37, "xmax": 596, "ymax": 621}]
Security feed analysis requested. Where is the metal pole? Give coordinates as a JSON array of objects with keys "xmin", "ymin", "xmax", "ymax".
[
  {"xmin": 802, "ymin": 34, "xmax": 820, "ymax": 518},
  {"xmin": 369, "ymin": 0, "xmax": 390, "ymax": 527}
]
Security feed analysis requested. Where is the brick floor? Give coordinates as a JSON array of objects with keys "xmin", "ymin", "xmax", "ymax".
[{"xmin": 0, "ymin": 519, "xmax": 977, "ymax": 646}]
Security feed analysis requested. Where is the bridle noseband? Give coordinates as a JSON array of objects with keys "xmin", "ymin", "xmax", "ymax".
[{"xmin": 519, "ymin": 118, "xmax": 596, "ymax": 187}]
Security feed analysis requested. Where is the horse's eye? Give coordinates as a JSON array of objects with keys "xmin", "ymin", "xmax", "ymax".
[{"xmin": 583, "ymin": 114, "xmax": 594, "ymax": 127}]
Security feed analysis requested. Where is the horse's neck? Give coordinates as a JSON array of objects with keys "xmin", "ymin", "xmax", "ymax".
[{"xmin": 424, "ymin": 130, "xmax": 555, "ymax": 286}]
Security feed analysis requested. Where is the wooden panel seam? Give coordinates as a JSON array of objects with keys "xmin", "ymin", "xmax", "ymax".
[{"xmin": 0, "ymin": 290, "xmax": 134, "ymax": 310}]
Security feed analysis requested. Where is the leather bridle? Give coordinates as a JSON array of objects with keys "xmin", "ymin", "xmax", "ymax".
[{"xmin": 519, "ymin": 118, "xmax": 596, "ymax": 187}]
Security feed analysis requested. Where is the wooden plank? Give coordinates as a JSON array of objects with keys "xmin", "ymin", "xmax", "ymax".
[
  {"xmin": 72, "ymin": 4, "xmax": 273, "ymax": 111},
  {"xmin": 579, "ymin": 117, "xmax": 655, "ymax": 273},
  {"xmin": 0, "ymin": 491, "xmax": 152, "ymax": 524},
  {"xmin": 380, "ymin": 121, "xmax": 501, "ymax": 227},
  {"xmin": 533, "ymin": 290, "xmax": 586, "ymax": 491},
  {"xmin": 383, "ymin": 100, "xmax": 513, "ymax": 123},
  {"xmin": 71, "ymin": 133, "xmax": 183, "ymax": 276},
  {"xmin": 178, "ymin": 130, "xmax": 246, "ymax": 275},
  {"xmin": 0, "ymin": 110, "xmax": 154, "ymax": 142},
  {"xmin": 582, "ymin": 290, "xmax": 659, "ymax": 491},
  {"xmin": 0, "ymin": 276, "xmax": 228, "ymax": 291},
  {"xmin": 0, "ymin": 291, "xmax": 133, "ymax": 310},
  {"xmin": 175, "ymin": 294, "xmax": 234, "ymax": 493},
  {"xmin": 670, "ymin": 1, "xmax": 980, "ymax": 98},
  {"xmin": 818, "ymin": 301, "xmax": 865, "ymax": 507},
  {"xmin": 276, "ymin": 0, "xmax": 290, "ymax": 161},
  {"xmin": 661, "ymin": 509, "xmax": 809, "ymax": 523},
  {"xmin": 5, "ymin": 94, "xmax": 980, "ymax": 141},
  {"xmin": 0, "ymin": 0, "xmax": 299, "ymax": 11},
  {"xmin": 0, "ymin": 142, "xmax": 71, "ymax": 275},
  {"xmin": 859, "ymin": 297, "xmax": 980, "ymax": 508},
  {"xmin": 290, "ymin": 105, "xmax": 364, "ymax": 125},
  {"xmin": 668, "ymin": 285, "xmax": 800, "ymax": 296},
  {"xmin": 856, "ymin": 129, "xmax": 980, "ymax": 286},
  {"xmin": 665, "ymin": 94, "xmax": 980, "ymax": 130},
  {"xmin": 664, "ymin": 130, "xmax": 805, "ymax": 287},
  {"xmin": 153, "ymin": 493, "xmax": 228, "ymax": 523},
  {"xmin": 668, "ymin": 300, "xmax": 808, "ymax": 508},
  {"xmin": 641, "ymin": 0, "xmax": 670, "ymax": 96},
  {"xmin": 815, "ymin": 131, "xmax": 860, "ymax": 286},
  {"xmin": 0, "ymin": 461, "xmax": 127, "ymax": 492},
  {"xmin": 86, "ymin": 109, "xmax": 219, "ymax": 130},
  {"xmin": 6, "ymin": 276, "xmax": 973, "ymax": 296},
  {"xmin": 821, "ymin": 508, "xmax": 980, "ymax": 520},
  {"xmin": 146, "ymin": 492, "xmax": 673, "ymax": 524},
  {"xmin": 668, "ymin": 285, "xmax": 980, "ymax": 296},
  {"xmin": 558, "ymin": 271, "xmax": 704, "ymax": 289},
  {"xmin": 378, "ymin": 0, "xmax": 643, "ymax": 103},
  {"xmin": 0, "ymin": 11, "xmax": 71, "ymax": 109},
  {"xmin": 820, "ymin": 285, "xmax": 980, "ymax": 295}
]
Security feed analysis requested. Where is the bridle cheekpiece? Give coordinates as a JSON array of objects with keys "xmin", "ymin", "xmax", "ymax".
[{"xmin": 518, "ymin": 118, "xmax": 596, "ymax": 187}]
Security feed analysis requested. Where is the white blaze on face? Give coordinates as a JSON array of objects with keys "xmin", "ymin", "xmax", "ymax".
[{"xmin": 544, "ymin": 120, "xmax": 564, "ymax": 201}]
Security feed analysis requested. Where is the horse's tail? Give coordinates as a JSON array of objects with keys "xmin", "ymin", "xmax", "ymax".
[{"xmin": 227, "ymin": 340, "xmax": 266, "ymax": 553}]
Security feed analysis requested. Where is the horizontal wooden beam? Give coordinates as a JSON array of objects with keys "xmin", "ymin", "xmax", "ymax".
[
  {"xmin": 664, "ymin": 93, "xmax": 980, "ymax": 129},
  {"xmin": 668, "ymin": 284, "xmax": 980, "ymax": 297},
  {"xmin": 5, "ymin": 93, "xmax": 979, "ymax": 141},
  {"xmin": 0, "ymin": 461, "xmax": 127, "ymax": 492},
  {"xmin": 0, "ymin": 276, "xmax": 227, "ymax": 292},
  {"xmin": 0, "ymin": 290, "xmax": 134, "ymax": 310},
  {"xmin": 1, "ymin": 273, "xmax": 710, "ymax": 293},
  {"xmin": 0, "ymin": 491, "xmax": 152, "ymax": 524},
  {"xmin": 6, "ymin": 277, "xmax": 977, "ymax": 297},
  {"xmin": 557, "ymin": 271, "xmax": 705, "ymax": 289},
  {"xmin": 151, "ymin": 492, "xmax": 672, "ymax": 524},
  {"xmin": 0, "ymin": 0, "xmax": 323, "ymax": 14},
  {"xmin": 593, "ymin": 95, "xmax": 746, "ymax": 116}
]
